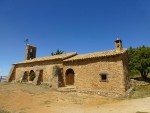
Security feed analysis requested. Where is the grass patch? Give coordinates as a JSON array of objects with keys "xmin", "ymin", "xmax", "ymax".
[
  {"xmin": 130, "ymin": 74, "xmax": 141, "ymax": 79},
  {"xmin": 0, "ymin": 109, "xmax": 10, "ymax": 113},
  {"xmin": 44, "ymin": 100, "xmax": 51, "ymax": 104},
  {"xmin": 130, "ymin": 85, "xmax": 150, "ymax": 98}
]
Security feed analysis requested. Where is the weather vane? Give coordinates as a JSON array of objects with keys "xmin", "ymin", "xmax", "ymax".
[{"xmin": 24, "ymin": 38, "xmax": 29, "ymax": 46}]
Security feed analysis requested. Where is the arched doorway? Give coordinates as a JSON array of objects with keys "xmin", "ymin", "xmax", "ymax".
[
  {"xmin": 65, "ymin": 68, "xmax": 75, "ymax": 85},
  {"xmin": 29, "ymin": 70, "xmax": 36, "ymax": 81},
  {"xmin": 22, "ymin": 71, "xmax": 29, "ymax": 82}
]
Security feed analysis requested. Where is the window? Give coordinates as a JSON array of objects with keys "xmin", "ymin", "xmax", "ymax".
[{"xmin": 100, "ymin": 73, "xmax": 108, "ymax": 82}]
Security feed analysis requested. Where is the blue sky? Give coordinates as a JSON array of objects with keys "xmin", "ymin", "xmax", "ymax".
[{"xmin": 0, "ymin": 0, "xmax": 150, "ymax": 76}]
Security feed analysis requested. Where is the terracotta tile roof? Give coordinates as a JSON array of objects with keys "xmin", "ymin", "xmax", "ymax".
[
  {"xmin": 17, "ymin": 52, "xmax": 77, "ymax": 64},
  {"xmin": 64, "ymin": 49, "xmax": 127, "ymax": 62}
]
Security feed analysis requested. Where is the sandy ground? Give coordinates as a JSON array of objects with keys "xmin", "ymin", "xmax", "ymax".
[{"xmin": 0, "ymin": 82, "xmax": 150, "ymax": 113}]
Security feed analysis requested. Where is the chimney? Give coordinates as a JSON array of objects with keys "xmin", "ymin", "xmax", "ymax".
[{"xmin": 115, "ymin": 38, "xmax": 123, "ymax": 52}]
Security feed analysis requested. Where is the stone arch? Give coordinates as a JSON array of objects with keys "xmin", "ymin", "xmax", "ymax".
[
  {"xmin": 29, "ymin": 70, "xmax": 36, "ymax": 81},
  {"xmin": 22, "ymin": 71, "xmax": 29, "ymax": 82},
  {"xmin": 65, "ymin": 68, "xmax": 75, "ymax": 85}
]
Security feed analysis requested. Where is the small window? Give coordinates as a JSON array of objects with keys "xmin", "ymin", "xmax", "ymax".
[{"xmin": 100, "ymin": 73, "xmax": 108, "ymax": 82}]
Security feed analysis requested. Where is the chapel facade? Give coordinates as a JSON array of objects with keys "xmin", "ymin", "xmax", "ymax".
[{"xmin": 7, "ymin": 39, "xmax": 130, "ymax": 96}]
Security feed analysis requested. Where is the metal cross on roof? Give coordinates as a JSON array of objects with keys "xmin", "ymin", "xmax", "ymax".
[{"xmin": 24, "ymin": 38, "xmax": 29, "ymax": 46}]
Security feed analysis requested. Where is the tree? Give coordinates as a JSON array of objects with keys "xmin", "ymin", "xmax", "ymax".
[
  {"xmin": 51, "ymin": 49, "xmax": 64, "ymax": 56},
  {"xmin": 128, "ymin": 46, "xmax": 150, "ymax": 80}
]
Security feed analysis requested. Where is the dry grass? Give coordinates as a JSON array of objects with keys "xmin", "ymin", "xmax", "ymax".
[
  {"xmin": 129, "ymin": 85, "xmax": 150, "ymax": 99},
  {"xmin": 0, "ymin": 109, "xmax": 10, "ymax": 113},
  {"xmin": 0, "ymin": 82, "xmax": 117, "ymax": 113},
  {"xmin": 1, "ymin": 82, "xmax": 150, "ymax": 113}
]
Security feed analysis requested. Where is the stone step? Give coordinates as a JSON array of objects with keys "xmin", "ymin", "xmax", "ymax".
[{"xmin": 57, "ymin": 85, "xmax": 76, "ymax": 92}]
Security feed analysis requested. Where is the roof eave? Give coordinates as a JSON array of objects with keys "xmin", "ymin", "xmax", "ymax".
[{"xmin": 64, "ymin": 50, "xmax": 127, "ymax": 62}]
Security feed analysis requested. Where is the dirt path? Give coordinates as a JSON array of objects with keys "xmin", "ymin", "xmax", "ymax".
[{"xmin": 0, "ymin": 83, "xmax": 150, "ymax": 113}]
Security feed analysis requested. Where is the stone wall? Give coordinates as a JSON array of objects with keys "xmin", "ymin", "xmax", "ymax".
[
  {"xmin": 7, "ymin": 64, "xmax": 16, "ymax": 82},
  {"xmin": 63, "ymin": 55, "xmax": 128, "ymax": 95},
  {"xmin": 122, "ymin": 52, "xmax": 130, "ymax": 90},
  {"xmin": 14, "ymin": 60, "xmax": 63, "ymax": 87}
]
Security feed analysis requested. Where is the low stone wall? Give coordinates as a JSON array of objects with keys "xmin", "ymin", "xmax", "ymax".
[
  {"xmin": 130, "ymin": 79, "xmax": 150, "ymax": 86},
  {"xmin": 77, "ymin": 90, "xmax": 124, "ymax": 97}
]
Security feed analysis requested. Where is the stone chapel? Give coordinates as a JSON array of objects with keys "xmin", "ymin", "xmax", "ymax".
[{"xmin": 7, "ymin": 38, "xmax": 130, "ymax": 96}]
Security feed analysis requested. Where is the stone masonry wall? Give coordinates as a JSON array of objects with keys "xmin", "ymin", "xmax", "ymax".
[
  {"xmin": 15, "ymin": 60, "xmax": 62, "ymax": 85},
  {"xmin": 122, "ymin": 52, "xmax": 130, "ymax": 90},
  {"xmin": 63, "ymin": 55, "xmax": 127, "ymax": 95}
]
